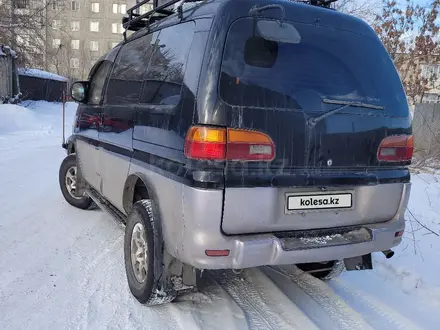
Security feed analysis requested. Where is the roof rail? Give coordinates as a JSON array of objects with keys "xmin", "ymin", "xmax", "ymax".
[{"xmin": 123, "ymin": 0, "xmax": 199, "ymax": 32}]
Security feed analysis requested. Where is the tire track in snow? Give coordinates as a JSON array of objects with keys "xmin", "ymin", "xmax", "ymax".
[
  {"xmin": 264, "ymin": 266, "xmax": 373, "ymax": 330},
  {"xmin": 69, "ymin": 225, "xmax": 191, "ymax": 330},
  {"xmin": 174, "ymin": 275, "xmax": 248, "ymax": 330},
  {"xmin": 210, "ymin": 268, "xmax": 319, "ymax": 330},
  {"xmin": 332, "ymin": 278, "xmax": 423, "ymax": 330}
]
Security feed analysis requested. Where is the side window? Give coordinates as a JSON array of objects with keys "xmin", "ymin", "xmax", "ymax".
[
  {"xmin": 87, "ymin": 61, "xmax": 113, "ymax": 105},
  {"xmin": 141, "ymin": 22, "xmax": 195, "ymax": 106},
  {"xmin": 106, "ymin": 32, "xmax": 157, "ymax": 105}
]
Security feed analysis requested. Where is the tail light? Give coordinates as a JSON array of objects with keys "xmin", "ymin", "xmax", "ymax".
[
  {"xmin": 184, "ymin": 126, "xmax": 275, "ymax": 161},
  {"xmin": 184, "ymin": 127, "xmax": 227, "ymax": 160},
  {"xmin": 377, "ymin": 135, "xmax": 413, "ymax": 162}
]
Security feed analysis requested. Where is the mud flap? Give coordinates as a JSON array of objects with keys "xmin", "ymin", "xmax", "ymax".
[
  {"xmin": 343, "ymin": 253, "xmax": 373, "ymax": 271},
  {"xmin": 75, "ymin": 157, "xmax": 88, "ymax": 196}
]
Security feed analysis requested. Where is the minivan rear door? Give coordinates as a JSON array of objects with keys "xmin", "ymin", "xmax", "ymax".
[{"xmin": 219, "ymin": 17, "xmax": 411, "ymax": 234}]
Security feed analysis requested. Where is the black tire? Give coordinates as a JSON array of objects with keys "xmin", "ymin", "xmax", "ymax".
[
  {"xmin": 59, "ymin": 154, "xmax": 94, "ymax": 210},
  {"xmin": 124, "ymin": 200, "xmax": 176, "ymax": 306},
  {"xmin": 296, "ymin": 260, "xmax": 345, "ymax": 281}
]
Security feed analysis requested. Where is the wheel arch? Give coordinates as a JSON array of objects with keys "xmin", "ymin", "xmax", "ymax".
[
  {"xmin": 123, "ymin": 173, "xmax": 158, "ymax": 215},
  {"xmin": 123, "ymin": 173, "xmax": 170, "ymax": 290},
  {"xmin": 68, "ymin": 143, "xmax": 75, "ymax": 154}
]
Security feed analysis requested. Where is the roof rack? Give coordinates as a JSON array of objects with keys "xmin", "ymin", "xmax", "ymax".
[
  {"xmin": 122, "ymin": 0, "xmax": 338, "ymax": 34},
  {"xmin": 122, "ymin": 0, "xmax": 199, "ymax": 32}
]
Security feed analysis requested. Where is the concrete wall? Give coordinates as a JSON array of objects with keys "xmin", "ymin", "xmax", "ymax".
[{"xmin": 412, "ymin": 103, "xmax": 440, "ymax": 155}]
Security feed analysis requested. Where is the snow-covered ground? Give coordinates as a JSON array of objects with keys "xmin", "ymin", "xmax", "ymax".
[{"xmin": 0, "ymin": 101, "xmax": 439, "ymax": 329}]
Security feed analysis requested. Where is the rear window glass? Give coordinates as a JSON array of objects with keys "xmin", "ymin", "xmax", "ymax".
[{"xmin": 219, "ymin": 18, "xmax": 408, "ymax": 116}]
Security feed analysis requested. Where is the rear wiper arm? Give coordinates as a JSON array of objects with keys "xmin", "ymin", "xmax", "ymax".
[{"xmin": 307, "ymin": 99, "xmax": 384, "ymax": 127}]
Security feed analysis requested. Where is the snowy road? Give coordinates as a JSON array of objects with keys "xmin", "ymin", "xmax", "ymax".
[{"xmin": 0, "ymin": 102, "xmax": 439, "ymax": 329}]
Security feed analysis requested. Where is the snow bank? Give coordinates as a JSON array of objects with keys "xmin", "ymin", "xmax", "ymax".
[
  {"xmin": 0, "ymin": 101, "xmax": 77, "ymax": 136},
  {"xmin": 17, "ymin": 68, "xmax": 68, "ymax": 82},
  {"xmin": 0, "ymin": 104, "xmax": 41, "ymax": 135},
  {"xmin": 375, "ymin": 172, "xmax": 440, "ymax": 302}
]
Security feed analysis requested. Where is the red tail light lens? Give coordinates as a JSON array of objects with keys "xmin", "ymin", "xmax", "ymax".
[
  {"xmin": 184, "ymin": 126, "xmax": 275, "ymax": 161},
  {"xmin": 377, "ymin": 135, "xmax": 414, "ymax": 162},
  {"xmin": 184, "ymin": 127, "xmax": 226, "ymax": 160}
]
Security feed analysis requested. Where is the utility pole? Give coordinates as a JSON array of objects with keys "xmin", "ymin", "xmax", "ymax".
[{"xmin": 45, "ymin": 0, "xmax": 49, "ymax": 70}]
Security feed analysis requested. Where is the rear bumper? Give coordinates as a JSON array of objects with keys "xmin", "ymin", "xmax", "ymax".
[{"xmin": 175, "ymin": 182, "xmax": 410, "ymax": 270}]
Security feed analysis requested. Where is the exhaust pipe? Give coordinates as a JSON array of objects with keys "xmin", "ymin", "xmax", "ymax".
[{"xmin": 382, "ymin": 249, "xmax": 395, "ymax": 259}]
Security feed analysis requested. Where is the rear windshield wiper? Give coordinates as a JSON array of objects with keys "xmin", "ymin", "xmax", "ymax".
[{"xmin": 307, "ymin": 98, "xmax": 384, "ymax": 127}]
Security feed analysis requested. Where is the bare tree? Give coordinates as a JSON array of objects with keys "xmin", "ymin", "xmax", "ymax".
[
  {"xmin": 1, "ymin": 1, "xmax": 47, "ymax": 68},
  {"xmin": 0, "ymin": 0, "xmax": 69, "ymax": 69},
  {"xmin": 373, "ymin": 0, "xmax": 440, "ymax": 105},
  {"xmin": 335, "ymin": 0, "xmax": 383, "ymax": 22},
  {"xmin": 49, "ymin": 41, "xmax": 93, "ymax": 80}
]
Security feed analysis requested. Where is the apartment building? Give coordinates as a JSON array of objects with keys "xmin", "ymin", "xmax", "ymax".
[
  {"xmin": 47, "ymin": 0, "xmax": 156, "ymax": 79},
  {"xmin": 47, "ymin": 0, "xmax": 130, "ymax": 79},
  {"xmin": 3, "ymin": 0, "xmax": 157, "ymax": 78}
]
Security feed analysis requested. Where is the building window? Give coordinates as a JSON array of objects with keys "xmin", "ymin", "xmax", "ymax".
[
  {"xmin": 70, "ymin": 58, "xmax": 80, "ymax": 69},
  {"xmin": 52, "ymin": 39, "xmax": 61, "ymax": 49},
  {"xmin": 90, "ymin": 41, "xmax": 99, "ymax": 52},
  {"xmin": 139, "ymin": 3, "xmax": 153, "ymax": 14},
  {"xmin": 113, "ymin": 3, "xmax": 128, "ymax": 14},
  {"xmin": 71, "ymin": 21, "xmax": 80, "ymax": 31},
  {"xmin": 111, "ymin": 42, "xmax": 119, "ymax": 48},
  {"xmin": 90, "ymin": 21, "xmax": 100, "ymax": 32},
  {"xmin": 71, "ymin": 40, "xmax": 80, "ymax": 50},
  {"xmin": 421, "ymin": 64, "xmax": 440, "ymax": 80},
  {"xmin": 71, "ymin": 1, "xmax": 79, "ymax": 11},
  {"xmin": 52, "ymin": 20, "xmax": 61, "ymax": 29},
  {"xmin": 14, "ymin": 0, "xmax": 29, "ymax": 9},
  {"xmin": 112, "ymin": 23, "xmax": 119, "ymax": 34},
  {"xmin": 422, "ymin": 93, "xmax": 440, "ymax": 104},
  {"xmin": 91, "ymin": 2, "xmax": 100, "ymax": 13}
]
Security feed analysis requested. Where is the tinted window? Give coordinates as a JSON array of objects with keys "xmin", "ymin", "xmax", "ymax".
[
  {"xmin": 88, "ymin": 61, "xmax": 112, "ymax": 105},
  {"xmin": 106, "ymin": 33, "xmax": 156, "ymax": 105},
  {"xmin": 220, "ymin": 18, "xmax": 408, "ymax": 116},
  {"xmin": 141, "ymin": 22, "xmax": 195, "ymax": 106}
]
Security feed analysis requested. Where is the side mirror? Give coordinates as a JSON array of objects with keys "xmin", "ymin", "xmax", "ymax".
[{"xmin": 70, "ymin": 81, "xmax": 88, "ymax": 103}]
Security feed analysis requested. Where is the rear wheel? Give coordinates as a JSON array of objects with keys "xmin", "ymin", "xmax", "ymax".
[
  {"xmin": 124, "ymin": 200, "xmax": 176, "ymax": 306},
  {"xmin": 59, "ymin": 154, "xmax": 94, "ymax": 210},
  {"xmin": 296, "ymin": 260, "xmax": 345, "ymax": 281}
]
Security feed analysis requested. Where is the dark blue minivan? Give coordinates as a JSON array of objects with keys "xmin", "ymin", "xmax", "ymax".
[{"xmin": 59, "ymin": 0, "xmax": 413, "ymax": 306}]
